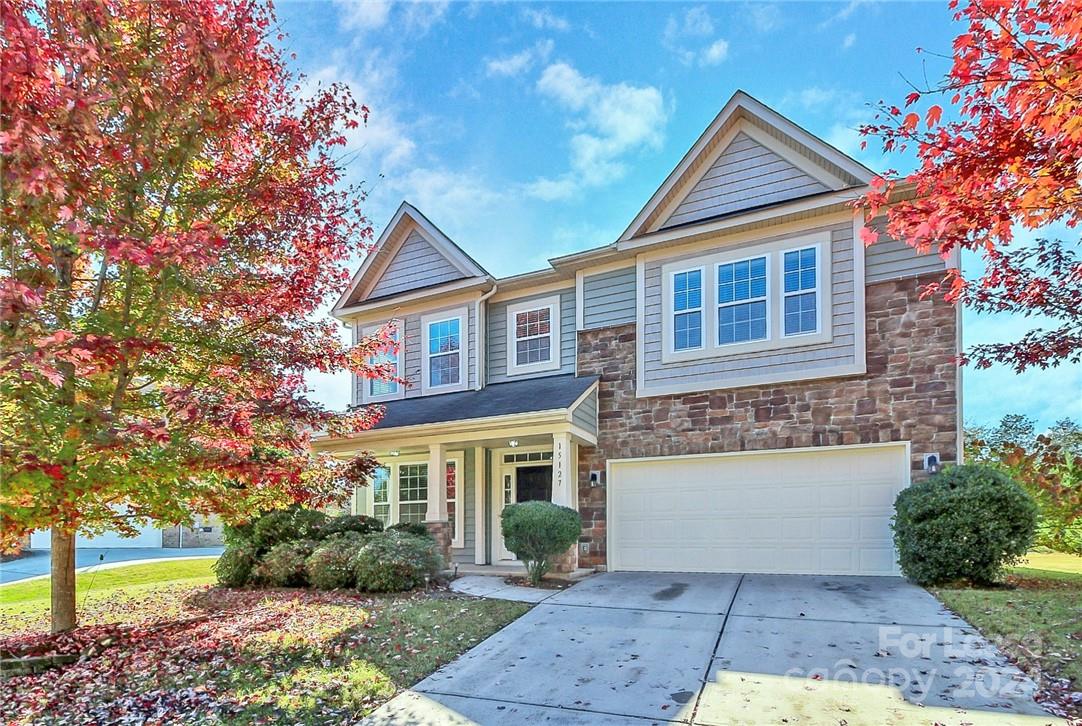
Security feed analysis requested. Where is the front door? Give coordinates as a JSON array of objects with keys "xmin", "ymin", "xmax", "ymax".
[{"xmin": 496, "ymin": 463, "xmax": 553, "ymax": 561}]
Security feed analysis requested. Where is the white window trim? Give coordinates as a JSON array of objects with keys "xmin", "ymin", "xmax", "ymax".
[
  {"xmin": 359, "ymin": 455, "xmax": 464, "ymax": 547},
  {"xmin": 780, "ymin": 242, "xmax": 823, "ymax": 338},
  {"xmin": 714, "ymin": 254, "xmax": 771, "ymax": 348},
  {"xmin": 420, "ymin": 307, "xmax": 469, "ymax": 394},
  {"xmin": 667, "ymin": 266, "xmax": 706, "ymax": 354},
  {"xmin": 360, "ymin": 320, "xmax": 405, "ymax": 404},
  {"xmin": 506, "ymin": 295, "xmax": 562, "ymax": 376},
  {"xmin": 660, "ymin": 232, "xmax": 832, "ymax": 364}
]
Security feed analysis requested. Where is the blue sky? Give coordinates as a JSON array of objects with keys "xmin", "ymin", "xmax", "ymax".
[{"xmin": 281, "ymin": 0, "xmax": 1081, "ymax": 430}]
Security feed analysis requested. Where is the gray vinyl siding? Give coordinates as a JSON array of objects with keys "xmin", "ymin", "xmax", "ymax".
[
  {"xmin": 353, "ymin": 303, "xmax": 477, "ymax": 401},
  {"xmin": 663, "ymin": 132, "xmax": 830, "ymax": 229},
  {"xmin": 582, "ymin": 267, "xmax": 636, "ymax": 330},
  {"xmin": 570, "ymin": 388, "xmax": 598, "ymax": 437},
  {"xmin": 368, "ymin": 230, "xmax": 465, "ymax": 299},
  {"xmin": 486, "ymin": 288, "xmax": 576, "ymax": 384},
  {"xmin": 451, "ymin": 448, "xmax": 476, "ymax": 564},
  {"xmin": 642, "ymin": 221, "xmax": 858, "ymax": 389},
  {"xmin": 866, "ymin": 238, "xmax": 946, "ymax": 283}
]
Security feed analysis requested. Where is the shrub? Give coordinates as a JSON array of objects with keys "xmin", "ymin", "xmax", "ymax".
[
  {"xmin": 386, "ymin": 521, "xmax": 431, "ymax": 538},
  {"xmin": 320, "ymin": 514, "xmax": 384, "ymax": 539},
  {"xmin": 252, "ymin": 540, "xmax": 318, "ymax": 587},
  {"xmin": 250, "ymin": 508, "xmax": 327, "ymax": 554},
  {"xmin": 352, "ymin": 531, "xmax": 441, "ymax": 592},
  {"xmin": 893, "ymin": 465, "xmax": 1038, "ymax": 585},
  {"xmin": 214, "ymin": 544, "xmax": 258, "ymax": 587},
  {"xmin": 306, "ymin": 536, "xmax": 366, "ymax": 590},
  {"xmin": 501, "ymin": 501, "xmax": 581, "ymax": 586},
  {"xmin": 222, "ymin": 520, "xmax": 256, "ymax": 548}
]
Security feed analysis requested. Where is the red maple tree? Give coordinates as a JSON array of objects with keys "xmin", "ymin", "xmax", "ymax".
[
  {"xmin": 858, "ymin": 0, "xmax": 1082, "ymax": 371},
  {"xmin": 1, "ymin": 0, "xmax": 392, "ymax": 631}
]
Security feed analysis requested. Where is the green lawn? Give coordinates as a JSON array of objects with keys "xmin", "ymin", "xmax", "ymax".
[
  {"xmin": 0, "ymin": 560, "xmax": 528, "ymax": 723},
  {"xmin": 933, "ymin": 552, "xmax": 1082, "ymax": 718}
]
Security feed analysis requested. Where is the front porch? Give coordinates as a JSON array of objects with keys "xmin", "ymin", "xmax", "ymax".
[{"xmin": 313, "ymin": 375, "xmax": 599, "ymax": 573}]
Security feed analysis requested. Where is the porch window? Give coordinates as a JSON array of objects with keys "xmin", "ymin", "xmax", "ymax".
[
  {"xmin": 783, "ymin": 246, "xmax": 818, "ymax": 336},
  {"xmin": 371, "ymin": 466, "xmax": 390, "ymax": 525},
  {"xmin": 506, "ymin": 295, "xmax": 561, "ymax": 375},
  {"xmin": 397, "ymin": 463, "xmax": 428, "ymax": 524},
  {"xmin": 446, "ymin": 461, "xmax": 459, "ymax": 546}
]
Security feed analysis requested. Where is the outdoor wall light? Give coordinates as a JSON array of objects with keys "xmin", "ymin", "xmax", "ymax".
[
  {"xmin": 923, "ymin": 453, "xmax": 940, "ymax": 474},
  {"xmin": 388, "ymin": 449, "xmax": 400, "ymax": 457},
  {"xmin": 508, "ymin": 439, "xmax": 519, "ymax": 448}
]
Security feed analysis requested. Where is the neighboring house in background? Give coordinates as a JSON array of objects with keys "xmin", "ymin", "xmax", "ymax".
[
  {"xmin": 30, "ymin": 515, "xmax": 224, "ymax": 550},
  {"xmin": 161, "ymin": 515, "xmax": 225, "ymax": 548},
  {"xmin": 313, "ymin": 91, "xmax": 961, "ymax": 576}
]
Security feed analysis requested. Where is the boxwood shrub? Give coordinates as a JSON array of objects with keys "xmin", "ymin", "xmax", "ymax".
[
  {"xmin": 252, "ymin": 540, "xmax": 319, "ymax": 587},
  {"xmin": 306, "ymin": 534, "xmax": 367, "ymax": 590},
  {"xmin": 893, "ymin": 464, "xmax": 1037, "ymax": 585},
  {"xmin": 501, "ymin": 501, "xmax": 581, "ymax": 585},
  {"xmin": 386, "ymin": 521, "xmax": 431, "ymax": 538},
  {"xmin": 248, "ymin": 508, "xmax": 327, "ymax": 554},
  {"xmin": 214, "ymin": 543, "xmax": 258, "ymax": 587},
  {"xmin": 352, "ymin": 531, "xmax": 441, "ymax": 592},
  {"xmin": 320, "ymin": 514, "xmax": 384, "ymax": 539}
]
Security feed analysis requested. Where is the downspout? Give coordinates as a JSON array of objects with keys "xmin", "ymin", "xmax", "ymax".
[{"xmin": 475, "ymin": 281, "xmax": 498, "ymax": 390}]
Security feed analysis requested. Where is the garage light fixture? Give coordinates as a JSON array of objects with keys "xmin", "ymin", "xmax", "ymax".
[{"xmin": 508, "ymin": 439, "xmax": 519, "ymax": 448}]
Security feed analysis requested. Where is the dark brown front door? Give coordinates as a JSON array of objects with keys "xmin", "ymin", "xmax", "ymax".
[{"xmin": 516, "ymin": 465, "xmax": 552, "ymax": 503}]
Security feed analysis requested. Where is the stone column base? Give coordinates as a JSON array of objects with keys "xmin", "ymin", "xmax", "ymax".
[
  {"xmin": 424, "ymin": 520, "xmax": 452, "ymax": 566},
  {"xmin": 551, "ymin": 543, "xmax": 579, "ymax": 573}
]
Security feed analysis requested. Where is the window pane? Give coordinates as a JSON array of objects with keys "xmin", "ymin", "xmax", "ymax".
[
  {"xmin": 516, "ymin": 336, "xmax": 551, "ymax": 365},
  {"xmin": 429, "ymin": 352, "xmax": 460, "ymax": 386},
  {"xmin": 428, "ymin": 318, "xmax": 460, "ymax": 355},
  {"xmin": 398, "ymin": 463, "xmax": 428, "ymax": 503},
  {"xmin": 446, "ymin": 462, "xmax": 457, "ymax": 541},
  {"xmin": 784, "ymin": 292, "xmax": 817, "ymax": 335},
  {"xmin": 673, "ymin": 270, "xmax": 701, "ymax": 312},
  {"xmin": 674, "ymin": 311, "xmax": 702, "ymax": 350},
  {"xmin": 719, "ymin": 301, "xmax": 767, "ymax": 344},
  {"xmin": 784, "ymin": 248, "xmax": 816, "ymax": 293},
  {"xmin": 399, "ymin": 503, "xmax": 427, "ymax": 524},
  {"xmin": 372, "ymin": 466, "xmax": 390, "ymax": 504},
  {"xmin": 368, "ymin": 331, "xmax": 398, "ymax": 397},
  {"xmin": 373, "ymin": 503, "xmax": 390, "ymax": 526},
  {"xmin": 718, "ymin": 257, "xmax": 766, "ymax": 305}
]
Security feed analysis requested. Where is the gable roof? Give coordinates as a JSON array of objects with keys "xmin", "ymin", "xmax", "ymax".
[
  {"xmin": 618, "ymin": 90, "xmax": 874, "ymax": 241},
  {"xmin": 333, "ymin": 201, "xmax": 490, "ymax": 313}
]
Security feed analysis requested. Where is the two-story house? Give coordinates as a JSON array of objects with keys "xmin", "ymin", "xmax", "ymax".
[{"xmin": 314, "ymin": 91, "xmax": 961, "ymax": 577}]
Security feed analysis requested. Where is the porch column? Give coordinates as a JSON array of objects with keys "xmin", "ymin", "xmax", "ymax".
[
  {"xmin": 551, "ymin": 432, "xmax": 575, "ymax": 508},
  {"xmin": 425, "ymin": 443, "xmax": 451, "ymax": 565}
]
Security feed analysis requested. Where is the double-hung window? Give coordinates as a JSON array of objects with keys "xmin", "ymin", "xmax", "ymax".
[
  {"xmin": 397, "ymin": 463, "xmax": 428, "ymax": 524},
  {"xmin": 421, "ymin": 308, "xmax": 468, "ymax": 393},
  {"xmin": 371, "ymin": 466, "xmax": 391, "ymax": 525},
  {"xmin": 506, "ymin": 296, "xmax": 560, "ymax": 375},
  {"xmin": 717, "ymin": 256, "xmax": 768, "ymax": 345},
  {"xmin": 672, "ymin": 268, "xmax": 703, "ymax": 351},
  {"xmin": 783, "ymin": 246, "xmax": 818, "ymax": 336},
  {"xmin": 362, "ymin": 322, "xmax": 401, "ymax": 402}
]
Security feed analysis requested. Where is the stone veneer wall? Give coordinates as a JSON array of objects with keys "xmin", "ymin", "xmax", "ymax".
[{"xmin": 575, "ymin": 272, "xmax": 959, "ymax": 570}]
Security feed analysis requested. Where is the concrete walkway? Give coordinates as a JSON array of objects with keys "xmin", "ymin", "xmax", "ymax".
[
  {"xmin": 368, "ymin": 572, "xmax": 1062, "ymax": 725},
  {"xmin": 450, "ymin": 575, "xmax": 567, "ymax": 603},
  {"xmin": 0, "ymin": 548, "xmax": 223, "ymax": 584}
]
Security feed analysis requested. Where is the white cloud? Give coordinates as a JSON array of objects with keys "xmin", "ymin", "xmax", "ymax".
[
  {"xmin": 485, "ymin": 39, "xmax": 554, "ymax": 78},
  {"xmin": 662, "ymin": 6, "xmax": 729, "ymax": 67},
  {"xmin": 842, "ymin": 32, "xmax": 857, "ymax": 50},
  {"xmin": 530, "ymin": 62, "xmax": 669, "ymax": 199},
  {"xmin": 521, "ymin": 7, "xmax": 570, "ymax": 32},
  {"xmin": 818, "ymin": 0, "xmax": 875, "ymax": 30},
  {"xmin": 401, "ymin": 0, "xmax": 450, "ymax": 33},
  {"xmin": 335, "ymin": 0, "xmax": 391, "ymax": 31},
  {"xmin": 745, "ymin": 3, "xmax": 781, "ymax": 32},
  {"xmin": 701, "ymin": 39, "xmax": 729, "ymax": 66}
]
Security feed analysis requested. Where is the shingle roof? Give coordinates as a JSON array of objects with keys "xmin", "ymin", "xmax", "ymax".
[{"xmin": 357, "ymin": 374, "xmax": 598, "ymax": 431}]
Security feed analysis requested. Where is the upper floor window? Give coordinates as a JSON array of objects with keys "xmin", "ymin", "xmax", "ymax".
[
  {"xmin": 421, "ymin": 307, "xmax": 468, "ymax": 393},
  {"xmin": 506, "ymin": 295, "xmax": 562, "ymax": 375},
  {"xmin": 783, "ymin": 247, "xmax": 818, "ymax": 336},
  {"xmin": 672, "ymin": 268, "xmax": 703, "ymax": 351},
  {"xmin": 717, "ymin": 256, "xmax": 768, "ymax": 345},
  {"xmin": 361, "ymin": 322, "xmax": 402, "ymax": 404}
]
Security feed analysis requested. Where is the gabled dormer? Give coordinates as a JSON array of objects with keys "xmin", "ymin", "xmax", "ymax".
[{"xmin": 619, "ymin": 90, "xmax": 874, "ymax": 240}]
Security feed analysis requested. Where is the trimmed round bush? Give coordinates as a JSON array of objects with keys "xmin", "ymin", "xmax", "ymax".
[
  {"xmin": 893, "ymin": 465, "xmax": 1038, "ymax": 585},
  {"xmin": 250, "ymin": 508, "xmax": 327, "ymax": 554},
  {"xmin": 222, "ymin": 520, "xmax": 256, "ymax": 548},
  {"xmin": 214, "ymin": 544, "xmax": 258, "ymax": 587},
  {"xmin": 252, "ymin": 540, "xmax": 318, "ymax": 587},
  {"xmin": 352, "ymin": 531, "xmax": 441, "ymax": 592},
  {"xmin": 320, "ymin": 514, "xmax": 384, "ymax": 539},
  {"xmin": 501, "ymin": 501, "xmax": 581, "ymax": 585},
  {"xmin": 306, "ymin": 535, "xmax": 366, "ymax": 590},
  {"xmin": 386, "ymin": 521, "xmax": 431, "ymax": 538}
]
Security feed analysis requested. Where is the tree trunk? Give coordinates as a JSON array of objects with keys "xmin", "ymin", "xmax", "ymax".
[{"xmin": 51, "ymin": 529, "xmax": 77, "ymax": 633}]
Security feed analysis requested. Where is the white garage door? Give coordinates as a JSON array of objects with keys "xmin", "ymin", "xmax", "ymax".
[
  {"xmin": 609, "ymin": 443, "xmax": 909, "ymax": 575},
  {"xmin": 30, "ymin": 525, "xmax": 162, "ymax": 549}
]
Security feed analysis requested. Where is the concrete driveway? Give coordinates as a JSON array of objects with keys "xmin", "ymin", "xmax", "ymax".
[
  {"xmin": 367, "ymin": 572, "xmax": 1060, "ymax": 725},
  {"xmin": 0, "ymin": 548, "xmax": 223, "ymax": 584}
]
